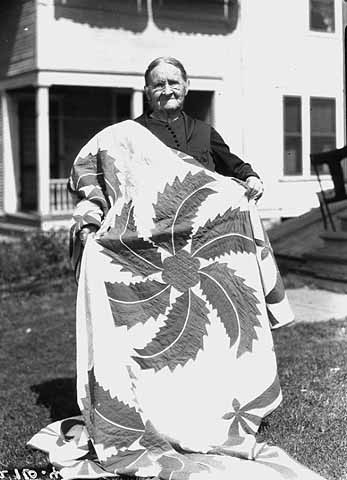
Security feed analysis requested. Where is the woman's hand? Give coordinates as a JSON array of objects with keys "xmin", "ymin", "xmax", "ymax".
[
  {"xmin": 78, "ymin": 225, "xmax": 98, "ymax": 246},
  {"xmin": 246, "ymin": 176, "xmax": 264, "ymax": 201}
]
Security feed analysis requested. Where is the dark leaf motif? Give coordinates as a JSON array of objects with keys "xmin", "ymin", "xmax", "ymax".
[
  {"xmin": 199, "ymin": 268, "xmax": 239, "ymax": 349},
  {"xmin": 261, "ymin": 245, "xmax": 271, "ymax": 260},
  {"xmin": 105, "ymin": 201, "xmax": 132, "ymax": 238},
  {"xmin": 72, "ymin": 151, "xmax": 112, "ymax": 212},
  {"xmin": 70, "ymin": 153, "xmax": 98, "ymax": 192},
  {"xmin": 91, "ymin": 382, "xmax": 145, "ymax": 431},
  {"xmin": 75, "ymin": 151, "xmax": 97, "ymax": 169},
  {"xmin": 157, "ymin": 454, "xmax": 211, "ymax": 480},
  {"xmin": 263, "ymin": 222, "xmax": 272, "ymax": 247},
  {"xmin": 132, "ymin": 290, "xmax": 210, "ymax": 372},
  {"xmin": 93, "ymin": 411, "xmax": 144, "ymax": 451},
  {"xmin": 133, "ymin": 292, "xmax": 188, "ymax": 357},
  {"xmin": 267, "ymin": 307, "xmax": 280, "ymax": 328},
  {"xmin": 255, "ymin": 221, "xmax": 273, "ymax": 260},
  {"xmin": 157, "ymin": 455, "xmax": 185, "ymax": 480},
  {"xmin": 265, "ymin": 268, "xmax": 285, "ymax": 305},
  {"xmin": 106, "ymin": 279, "xmax": 171, "ymax": 328},
  {"xmin": 199, "ymin": 263, "xmax": 261, "ymax": 357},
  {"xmin": 255, "ymin": 238, "xmax": 271, "ymax": 260},
  {"xmin": 83, "ymin": 370, "xmax": 144, "ymax": 450},
  {"xmin": 222, "ymin": 376, "xmax": 281, "ymax": 439},
  {"xmin": 194, "ymin": 235, "xmax": 256, "ymax": 262},
  {"xmin": 98, "ymin": 202, "xmax": 163, "ymax": 277},
  {"xmin": 59, "ymin": 418, "xmax": 97, "ymax": 461},
  {"xmin": 239, "ymin": 374, "xmax": 281, "ymax": 411},
  {"xmin": 98, "ymin": 149, "xmax": 122, "ymax": 205},
  {"xmin": 139, "ymin": 420, "xmax": 173, "ymax": 455},
  {"xmin": 192, "ymin": 208, "xmax": 255, "ymax": 260},
  {"xmin": 223, "ymin": 399, "xmax": 261, "ymax": 438},
  {"xmin": 151, "ymin": 171, "xmax": 215, "ymax": 253},
  {"xmin": 79, "ymin": 396, "xmax": 95, "ymax": 443},
  {"xmin": 106, "ymin": 421, "xmax": 174, "ymax": 475},
  {"xmin": 83, "ymin": 369, "xmax": 145, "ymax": 448},
  {"xmin": 107, "ymin": 449, "xmax": 151, "ymax": 476},
  {"xmin": 172, "ymin": 187, "xmax": 217, "ymax": 253}
]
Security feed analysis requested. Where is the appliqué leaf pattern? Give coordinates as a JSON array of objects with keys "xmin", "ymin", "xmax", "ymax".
[
  {"xmin": 222, "ymin": 375, "xmax": 281, "ymax": 439},
  {"xmin": 151, "ymin": 170, "xmax": 215, "ymax": 253},
  {"xmin": 191, "ymin": 207, "xmax": 256, "ymax": 260},
  {"xmin": 132, "ymin": 290, "xmax": 210, "ymax": 371},
  {"xmin": 82, "ymin": 368, "xmax": 145, "ymax": 450},
  {"xmin": 98, "ymin": 171, "xmax": 261, "ymax": 372},
  {"xmin": 106, "ymin": 279, "xmax": 171, "ymax": 328},
  {"xmin": 107, "ymin": 449, "xmax": 151, "ymax": 476},
  {"xmin": 158, "ymin": 454, "xmax": 211, "ymax": 480},
  {"xmin": 70, "ymin": 149, "xmax": 120, "ymax": 213},
  {"xmin": 200, "ymin": 263, "xmax": 261, "ymax": 357},
  {"xmin": 98, "ymin": 203, "xmax": 163, "ymax": 277},
  {"xmin": 265, "ymin": 269, "xmax": 285, "ymax": 305}
]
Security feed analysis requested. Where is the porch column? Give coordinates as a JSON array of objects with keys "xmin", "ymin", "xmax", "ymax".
[
  {"xmin": 36, "ymin": 86, "xmax": 50, "ymax": 216},
  {"xmin": 1, "ymin": 91, "xmax": 19, "ymax": 214},
  {"xmin": 131, "ymin": 89, "xmax": 143, "ymax": 119}
]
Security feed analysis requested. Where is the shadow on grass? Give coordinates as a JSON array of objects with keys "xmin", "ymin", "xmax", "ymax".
[{"xmin": 31, "ymin": 377, "xmax": 80, "ymax": 422}]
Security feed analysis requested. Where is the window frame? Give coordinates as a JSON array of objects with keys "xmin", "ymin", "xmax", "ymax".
[
  {"xmin": 310, "ymin": 96, "xmax": 337, "ymax": 174},
  {"xmin": 282, "ymin": 94, "xmax": 338, "ymax": 179},
  {"xmin": 283, "ymin": 95, "xmax": 303, "ymax": 176},
  {"xmin": 308, "ymin": 0, "xmax": 336, "ymax": 34}
]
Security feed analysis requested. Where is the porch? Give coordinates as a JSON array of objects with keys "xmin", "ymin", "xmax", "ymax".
[{"xmin": 1, "ymin": 84, "xmax": 215, "ymax": 220}]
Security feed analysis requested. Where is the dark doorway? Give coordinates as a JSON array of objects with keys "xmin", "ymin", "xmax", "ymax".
[
  {"xmin": 18, "ymin": 97, "xmax": 37, "ymax": 211},
  {"xmin": 345, "ymin": 26, "xmax": 347, "ymax": 139},
  {"xmin": 49, "ymin": 86, "xmax": 132, "ymax": 178},
  {"xmin": 185, "ymin": 90, "xmax": 214, "ymax": 124}
]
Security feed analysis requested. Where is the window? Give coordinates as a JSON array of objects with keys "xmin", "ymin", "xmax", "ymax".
[
  {"xmin": 283, "ymin": 97, "xmax": 302, "ymax": 175},
  {"xmin": 310, "ymin": 0, "xmax": 335, "ymax": 33},
  {"xmin": 310, "ymin": 97, "xmax": 336, "ymax": 173}
]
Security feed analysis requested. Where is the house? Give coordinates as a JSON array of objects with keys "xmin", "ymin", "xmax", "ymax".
[{"xmin": 0, "ymin": 0, "xmax": 346, "ymax": 230}]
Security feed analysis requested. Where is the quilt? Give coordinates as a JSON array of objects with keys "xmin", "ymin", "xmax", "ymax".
[{"xmin": 28, "ymin": 121, "xmax": 324, "ymax": 480}]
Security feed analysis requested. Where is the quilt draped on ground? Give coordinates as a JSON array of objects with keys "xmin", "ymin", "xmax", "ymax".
[{"xmin": 29, "ymin": 120, "xmax": 324, "ymax": 480}]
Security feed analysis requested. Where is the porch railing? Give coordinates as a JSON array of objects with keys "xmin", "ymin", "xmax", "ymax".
[{"xmin": 50, "ymin": 178, "xmax": 75, "ymax": 213}]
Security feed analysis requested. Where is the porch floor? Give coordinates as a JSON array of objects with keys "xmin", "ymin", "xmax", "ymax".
[{"xmin": 269, "ymin": 200, "xmax": 347, "ymax": 287}]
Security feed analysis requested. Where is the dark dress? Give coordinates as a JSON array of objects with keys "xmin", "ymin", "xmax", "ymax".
[{"xmin": 135, "ymin": 111, "xmax": 259, "ymax": 181}]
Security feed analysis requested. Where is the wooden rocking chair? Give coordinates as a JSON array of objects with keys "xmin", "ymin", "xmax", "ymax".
[{"xmin": 310, "ymin": 146, "xmax": 347, "ymax": 231}]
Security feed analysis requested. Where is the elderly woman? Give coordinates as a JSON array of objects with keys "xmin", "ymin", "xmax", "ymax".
[
  {"xmin": 79, "ymin": 57, "xmax": 263, "ymax": 245},
  {"xmin": 29, "ymin": 59, "xmax": 326, "ymax": 480},
  {"xmin": 136, "ymin": 57, "xmax": 262, "ymax": 196}
]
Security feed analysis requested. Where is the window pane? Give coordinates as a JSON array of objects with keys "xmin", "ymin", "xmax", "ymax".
[
  {"xmin": 284, "ymin": 138, "xmax": 303, "ymax": 175},
  {"xmin": 284, "ymin": 97, "xmax": 302, "ymax": 175},
  {"xmin": 285, "ymin": 97, "xmax": 302, "ymax": 133},
  {"xmin": 311, "ymin": 98, "xmax": 336, "ymax": 133},
  {"xmin": 310, "ymin": 0, "xmax": 335, "ymax": 33},
  {"xmin": 310, "ymin": 97, "xmax": 336, "ymax": 174}
]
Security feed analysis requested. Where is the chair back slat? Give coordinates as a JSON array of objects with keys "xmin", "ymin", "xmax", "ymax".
[
  {"xmin": 310, "ymin": 146, "xmax": 347, "ymax": 202},
  {"xmin": 310, "ymin": 146, "xmax": 347, "ymax": 231}
]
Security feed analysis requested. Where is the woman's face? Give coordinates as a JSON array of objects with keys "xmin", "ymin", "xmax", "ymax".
[{"xmin": 145, "ymin": 63, "xmax": 188, "ymax": 116}]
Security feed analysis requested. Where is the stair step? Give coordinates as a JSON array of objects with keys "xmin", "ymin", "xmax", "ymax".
[
  {"xmin": 338, "ymin": 212, "xmax": 347, "ymax": 231},
  {"xmin": 320, "ymin": 231, "xmax": 347, "ymax": 255},
  {"xmin": 0, "ymin": 222, "xmax": 38, "ymax": 238},
  {"xmin": 304, "ymin": 248, "xmax": 347, "ymax": 264},
  {"xmin": 5, "ymin": 213, "xmax": 41, "ymax": 227},
  {"xmin": 320, "ymin": 231, "xmax": 347, "ymax": 242},
  {"xmin": 277, "ymin": 254, "xmax": 347, "ymax": 283},
  {"xmin": 268, "ymin": 200, "xmax": 347, "ymax": 242}
]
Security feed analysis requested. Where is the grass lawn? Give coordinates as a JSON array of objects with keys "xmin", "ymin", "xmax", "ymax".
[{"xmin": 0, "ymin": 277, "xmax": 346, "ymax": 479}]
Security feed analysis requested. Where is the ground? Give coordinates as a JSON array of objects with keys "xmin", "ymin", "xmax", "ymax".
[{"xmin": 0, "ymin": 275, "xmax": 346, "ymax": 480}]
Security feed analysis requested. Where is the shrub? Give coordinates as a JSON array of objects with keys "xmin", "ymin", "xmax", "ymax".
[{"xmin": 0, "ymin": 229, "xmax": 72, "ymax": 285}]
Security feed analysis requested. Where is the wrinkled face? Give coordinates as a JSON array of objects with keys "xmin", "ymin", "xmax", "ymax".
[{"xmin": 145, "ymin": 63, "xmax": 189, "ymax": 116}]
